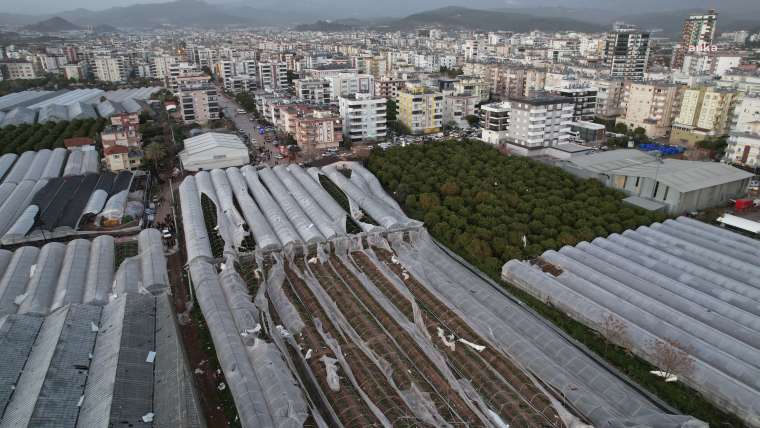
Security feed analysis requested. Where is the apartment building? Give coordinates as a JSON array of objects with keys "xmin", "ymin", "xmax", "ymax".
[
  {"xmin": 295, "ymin": 110, "xmax": 343, "ymax": 154},
  {"xmin": 339, "ymin": 93, "xmax": 388, "ymax": 143},
  {"xmin": 503, "ymin": 95, "xmax": 574, "ymax": 154},
  {"xmin": 93, "ymin": 56, "xmax": 127, "ymax": 82},
  {"xmin": 398, "ymin": 86, "xmax": 443, "ymax": 134},
  {"xmin": 620, "ymin": 81, "xmax": 682, "ymax": 138},
  {"xmin": 592, "ymin": 78, "xmax": 626, "ymax": 119},
  {"xmin": 670, "ymin": 86, "xmax": 738, "ymax": 146},
  {"xmin": 167, "ymin": 62, "xmax": 202, "ymax": 91},
  {"xmin": 443, "ymin": 92, "xmax": 479, "ymax": 128},
  {"xmin": 327, "ymin": 73, "xmax": 374, "ymax": 101},
  {"xmin": 258, "ymin": 62, "xmax": 288, "ymax": 90},
  {"xmin": 672, "ymin": 10, "xmax": 718, "ymax": 70},
  {"xmin": 150, "ymin": 55, "xmax": 177, "ymax": 80},
  {"xmin": 491, "ymin": 66, "xmax": 547, "ymax": 98},
  {"xmin": 295, "ymin": 78, "xmax": 331, "ymax": 104},
  {"xmin": 603, "ymin": 26, "xmax": 650, "ymax": 81},
  {"xmin": 1, "ymin": 61, "xmax": 37, "ymax": 80},
  {"xmin": 374, "ymin": 77, "xmax": 406, "ymax": 101},
  {"xmin": 550, "ymin": 86, "xmax": 597, "ymax": 122},
  {"xmin": 178, "ymin": 78, "xmax": 219, "ymax": 125},
  {"xmin": 101, "ymin": 119, "xmax": 143, "ymax": 172},
  {"xmin": 454, "ymin": 76, "xmax": 490, "ymax": 102},
  {"xmin": 724, "ymin": 94, "xmax": 760, "ymax": 167},
  {"xmin": 480, "ymin": 102, "xmax": 511, "ymax": 145}
]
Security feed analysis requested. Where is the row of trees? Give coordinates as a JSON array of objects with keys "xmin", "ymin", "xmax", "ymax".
[
  {"xmin": 367, "ymin": 139, "xmax": 666, "ymax": 277},
  {"xmin": 0, "ymin": 118, "xmax": 107, "ymax": 155}
]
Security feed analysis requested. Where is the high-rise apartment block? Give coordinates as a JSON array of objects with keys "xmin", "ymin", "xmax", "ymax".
[
  {"xmin": 339, "ymin": 94, "xmax": 388, "ymax": 143},
  {"xmin": 672, "ymin": 10, "xmax": 718, "ymax": 69},
  {"xmin": 603, "ymin": 26, "xmax": 650, "ymax": 81}
]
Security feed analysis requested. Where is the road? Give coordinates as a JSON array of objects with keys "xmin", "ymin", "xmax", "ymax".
[{"xmin": 217, "ymin": 93, "xmax": 293, "ymax": 167}]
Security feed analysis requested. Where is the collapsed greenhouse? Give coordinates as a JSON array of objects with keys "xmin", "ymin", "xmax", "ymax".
[
  {"xmin": 0, "ymin": 149, "xmax": 141, "ymax": 244},
  {"xmin": 0, "ymin": 228, "xmax": 203, "ymax": 427},
  {"xmin": 178, "ymin": 162, "xmax": 705, "ymax": 428},
  {"xmin": 502, "ymin": 216, "xmax": 760, "ymax": 427}
]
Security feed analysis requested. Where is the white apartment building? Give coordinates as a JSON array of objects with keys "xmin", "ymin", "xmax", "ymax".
[
  {"xmin": 339, "ymin": 93, "xmax": 388, "ymax": 143},
  {"xmin": 725, "ymin": 95, "xmax": 760, "ymax": 167},
  {"xmin": 1, "ymin": 61, "xmax": 37, "ymax": 80},
  {"xmin": 257, "ymin": 62, "xmax": 288, "ymax": 90},
  {"xmin": 443, "ymin": 92, "xmax": 479, "ymax": 128},
  {"xmin": 480, "ymin": 102, "xmax": 511, "ymax": 144},
  {"xmin": 504, "ymin": 95, "xmax": 574, "ymax": 154},
  {"xmin": 327, "ymin": 73, "xmax": 374, "ymax": 101},
  {"xmin": 295, "ymin": 78, "xmax": 331, "ymax": 104},
  {"xmin": 178, "ymin": 79, "xmax": 219, "ymax": 125},
  {"xmin": 549, "ymin": 86, "xmax": 597, "ymax": 122},
  {"xmin": 151, "ymin": 55, "xmax": 177, "ymax": 80},
  {"xmin": 93, "ymin": 56, "xmax": 127, "ymax": 82}
]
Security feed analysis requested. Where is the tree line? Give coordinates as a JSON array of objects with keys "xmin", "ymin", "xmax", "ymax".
[{"xmin": 0, "ymin": 118, "xmax": 107, "ymax": 155}]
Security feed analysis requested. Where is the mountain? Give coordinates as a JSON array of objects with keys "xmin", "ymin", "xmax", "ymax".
[
  {"xmin": 22, "ymin": 17, "xmax": 81, "ymax": 32},
  {"xmin": 371, "ymin": 6, "xmax": 605, "ymax": 32},
  {"xmin": 294, "ymin": 20, "xmax": 360, "ymax": 32},
  {"xmin": 52, "ymin": 0, "xmax": 247, "ymax": 28}
]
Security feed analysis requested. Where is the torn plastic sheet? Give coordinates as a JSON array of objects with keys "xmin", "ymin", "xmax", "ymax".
[
  {"xmin": 288, "ymin": 164, "xmax": 347, "ymax": 233},
  {"xmin": 218, "ymin": 255, "xmax": 260, "ymax": 346},
  {"xmin": 196, "ymin": 170, "xmax": 240, "ymax": 254},
  {"xmin": 349, "ymin": 162, "xmax": 404, "ymax": 213},
  {"xmin": 210, "ymin": 169, "xmax": 248, "ymax": 249},
  {"xmin": 389, "ymin": 230, "xmax": 706, "ymax": 428},
  {"xmin": 242, "ymin": 165, "xmax": 302, "ymax": 247},
  {"xmin": 274, "ymin": 165, "xmax": 340, "ymax": 239},
  {"xmin": 321, "ymin": 356, "xmax": 341, "ymax": 392},
  {"xmin": 330, "ymin": 241, "xmax": 489, "ymax": 425},
  {"xmin": 226, "ymin": 167, "xmax": 280, "ymax": 251},
  {"xmin": 266, "ymin": 254, "xmax": 305, "ymax": 334},
  {"xmin": 258, "ymin": 167, "xmax": 324, "ymax": 244},
  {"xmin": 187, "ymin": 259, "xmax": 275, "ymax": 428}
]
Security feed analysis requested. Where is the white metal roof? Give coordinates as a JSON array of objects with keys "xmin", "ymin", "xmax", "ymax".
[{"xmin": 717, "ymin": 213, "xmax": 760, "ymax": 234}]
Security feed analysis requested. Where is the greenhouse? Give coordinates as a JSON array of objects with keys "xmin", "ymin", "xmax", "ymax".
[
  {"xmin": 179, "ymin": 163, "xmax": 705, "ymax": 428},
  {"xmin": 503, "ymin": 216, "xmax": 760, "ymax": 427},
  {"xmin": 0, "ymin": 229, "xmax": 203, "ymax": 427}
]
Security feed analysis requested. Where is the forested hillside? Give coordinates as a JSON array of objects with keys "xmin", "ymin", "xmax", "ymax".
[{"xmin": 367, "ymin": 140, "xmax": 666, "ymax": 276}]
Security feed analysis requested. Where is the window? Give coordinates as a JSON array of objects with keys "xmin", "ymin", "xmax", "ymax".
[{"xmin": 652, "ymin": 181, "xmax": 660, "ymax": 198}]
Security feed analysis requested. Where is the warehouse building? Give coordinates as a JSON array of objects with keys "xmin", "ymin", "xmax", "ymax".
[
  {"xmin": 559, "ymin": 149, "xmax": 753, "ymax": 214},
  {"xmin": 179, "ymin": 132, "xmax": 250, "ymax": 172}
]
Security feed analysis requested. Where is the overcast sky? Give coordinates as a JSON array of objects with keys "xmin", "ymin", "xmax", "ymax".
[{"xmin": 2, "ymin": 0, "xmax": 746, "ymax": 16}]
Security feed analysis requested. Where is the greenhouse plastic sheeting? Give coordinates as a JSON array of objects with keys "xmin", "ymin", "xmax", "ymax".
[
  {"xmin": 1, "ymin": 304, "xmax": 101, "ymax": 428},
  {"xmin": 225, "ymin": 167, "xmax": 280, "ymax": 251},
  {"xmin": 97, "ymin": 190, "xmax": 127, "ymax": 225},
  {"xmin": 113, "ymin": 256, "xmax": 142, "ymax": 296},
  {"xmin": 288, "ymin": 164, "xmax": 347, "ymax": 232},
  {"xmin": 152, "ymin": 293, "xmax": 207, "ymax": 428},
  {"xmin": 349, "ymin": 162, "xmax": 403, "ymax": 213},
  {"xmin": 57, "ymin": 174, "xmax": 100, "ymax": 230},
  {"xmin": 258, "ymin": 167, "xmax": 324, "ymax": 244},
  {"xmin": 0, "ymin": 247, "xmax": 40, "ymax": 316},
  {"xmin": 242, "ymin": 166, "xmax": 302, "ymax": 247},
  {"xmin": 81, "ymin": 150, "xmax": 100, "ymax": 175},
  {"xmin": 41, "ymin": 148, "xmax": 67, "ymax": 179},
  {"xmin": 0, "ymin": 183, "xmax": 15, "ymax": 205},
  {"xmin": 188, "ymin": 259, "xmax": 276, "ymax": 428},
  {"xmin": 0, "ymin": 180, "xmax": 38, "ymax": 237},
  {"xmin": 274, "ymin": 165, "xmax": 340, "ymax": 239},
  {"xmin": 63, "ymin": 150, "xmax": 83, "ymax": 177},
  {"xmin": 83, "ymin": 235, "xmax": 115, "ymax": 306},
  {"xmin": 22, "ymin": 149, "xmax": 51, "ymax": 183},
  {"xmin": 393, "ymin": 230, "xmax": 704, "ymax": 428},
  {"xmin": 77, "ymin": 293, "xmax": 155, "ymax": 428},
  {"xmin": 502, "ymin": 218, "xmax": 760, "ymax": 427},
  {"xmin": 196, "ymin": 170, "xmax": 240, "ymax": 255},
  {"xmin": 209, "ymin": 169, "xmax": 248, "ymax": 249},
  {"xmin": 3, "ymin": 206, "xmax": 39, "ymax": 240},
  {"xmin": 0, "ymin": 154, "xmax": 17, "ymax": 182},
  {"xmin": 50, "ymin": 239, "xmax": 91, "ymax": 312},
  {"xmin": 179, "ymin": 177, "xmax": 213, "ymax": 263},
  {"xmin": 138, "ymin": 228, "xmax": 169, "ymax": 294},
  {"xmin": 17, "ymin": 242, "xmax": 66, "ymax": 315},
  {"xmin": 0, "ymin": 250, "xmax": 12, "ymax": 280},
  {"xmin": 2, "ymin": 151, "xmax": 35, "ymax": 185},
  {"xmin": 322, "ymin": 165, "xmax": 418, "ymax": 230},
  {"xmin": 0, "ymin": 314, "xmax": 43, "ymax": 416}
]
